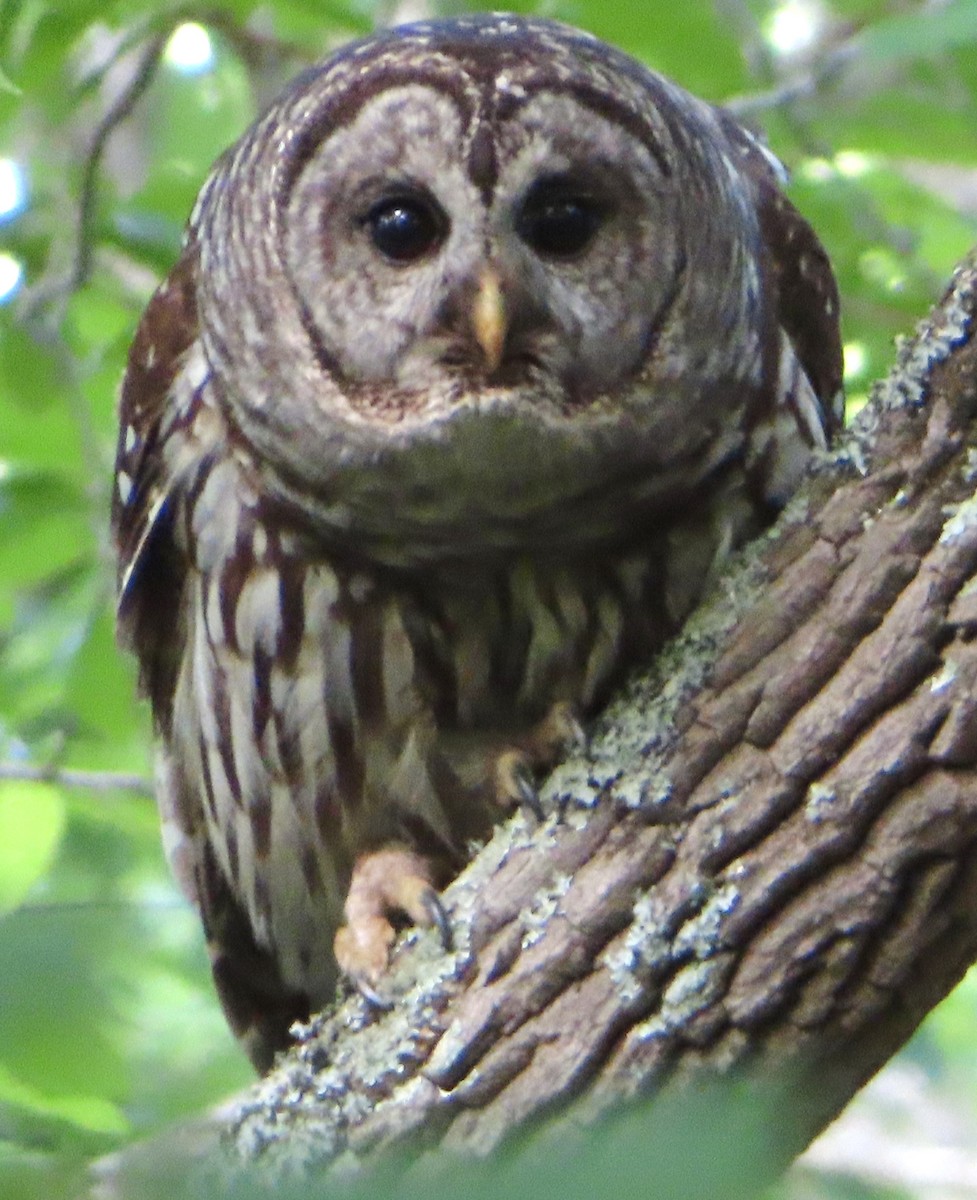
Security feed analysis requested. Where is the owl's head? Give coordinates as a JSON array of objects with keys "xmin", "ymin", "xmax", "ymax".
[
  {"xmin": 185, "ymin": 15, "xmax": 832, "ymax": 556},
  {"xmin": 272, "ymin": 26, "xmax": 691, "ymax": 404}
]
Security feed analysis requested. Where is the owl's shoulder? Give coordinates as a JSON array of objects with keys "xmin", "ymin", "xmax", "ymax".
[
  {"xmin": 716, "ymin": 109, "xmax": 844, "ymax": 431},
  {"xmin": 113, "ymin": 246, "xmax": 200, "ymax": 575},
  {"xmin": 113, "ymin": 246, "xmax": 207, "ymax": 720}
]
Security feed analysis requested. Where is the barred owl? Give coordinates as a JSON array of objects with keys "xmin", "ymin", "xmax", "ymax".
[{"xmin": 113, "ymin": 14, "xmax": 843, "ymax": 1072}]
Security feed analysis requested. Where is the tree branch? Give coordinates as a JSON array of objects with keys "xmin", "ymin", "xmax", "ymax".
[
  {"xmin": 91, "ymin": 251, "xmax": 977, "ymax": 1198},
  {"xmin": 0, "ymin": 763, "xmax": 152, "ymax": 795}
]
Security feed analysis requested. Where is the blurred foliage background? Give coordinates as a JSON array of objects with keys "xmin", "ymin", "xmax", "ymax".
[{"xmin": 0, "ymin": 0, "xmax": 976, "ymax": 1197}]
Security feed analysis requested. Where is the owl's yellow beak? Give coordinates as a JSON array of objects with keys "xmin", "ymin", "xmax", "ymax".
[{"xmin": 472, "ymin": 268, "xmax": 507, "ymax": 374}]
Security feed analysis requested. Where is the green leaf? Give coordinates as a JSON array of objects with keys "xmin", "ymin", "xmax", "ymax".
[
  {"xmin": 573, "ymin": 0, "xmax": 748, "ymax": 96},
  {"xmin": 0, "ymin": 1062, "xmax": 128, "ymax": 1135},
  {"xmin": 817, "ymin": 91, "xmax": 977, "ymax": 162},
  {"xmin": 0, "ymin": 782, "xmax": 67, "ymax": 913},
  {"xmin": 0, "ymin": 66, "xmax": 23, "ymax": 96},
  {"xmin": 4, "ymin": 8, "xmax": 92, "ymax": 122},
  {"xmin": 0, "ymin": 326, "xmax": 67, "ymax": 428},
  {"xmin": 261, "ymin": 0, "xmax": 369, "ymax": 43},
  {"xmin": 849, "ymin": 0, "xmax": 977, "ymax": 67},
  {"xmin": 64, "ymin": 608, "xmax": 144, "ymax": 748},
  {"xmin": 0, "ymin": 470, "xmax": 93, "ymax": 587}
]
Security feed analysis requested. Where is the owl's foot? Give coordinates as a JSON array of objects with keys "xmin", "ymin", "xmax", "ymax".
[
  {"xmin": 494, "ymin": 701, "xmax": 586, "ymax": 818},
  {"xmin": 334, "ymin": 846, "xmax": 453, "ymax": 1000}
]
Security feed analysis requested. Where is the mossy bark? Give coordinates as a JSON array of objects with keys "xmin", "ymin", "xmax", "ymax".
[{"xmin": 94, "ymin": 252, "xmax": 977, "ymax": 1199}]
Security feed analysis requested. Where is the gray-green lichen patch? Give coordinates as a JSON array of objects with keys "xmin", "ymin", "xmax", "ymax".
[
  {"xmin": 671, "ymin": 882, "xmax": 740, "ymax": 958},
  {"xmin": 549, "ymin": 539, "xmax": 770, "ymax": 820},
  {"xmin": 229, "ymin": 914, "xmax": 475, "ymax": 1173},
  {"xmin": 630, "ymin": 959, "xmax": 731, "ymax": 1044},
  {"xmin": 832, "ymin": 252, "xmax": 976, "ymax": 475},
  {"xmin": 940, "ymin": 493, "xmax": 977, "ymax": 545},
  {"xmin": 603, "ymin": 892, "xmax": 676, "ymax": 1005},
  {"xmin": 929, "ymin": 658, "xmax": 958, "ymax": 694},
  {"xmin": 520, "ymin": 870, "xmax": 573, "ymax": 949},
  {"xmin": 805, "ymin": 781, "xmax": 838, "ymax": 822},
  {"xmin": 875, "ymin": 256, "xmax": 975, "ymax": 412},
  {"xmin": 603, "ymin": 877, "xmax": 739, "ymax": 1009},
  {"xmin": 447, "ymin": 813, "xmax": 545, "ymax": 934}
]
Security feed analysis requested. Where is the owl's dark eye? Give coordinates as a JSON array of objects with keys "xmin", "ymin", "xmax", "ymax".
[
  {"xmin": 517, "ymin": 179, "xmax": 605, "ymax": 259},
  {"xmin": 364, "ymin": 193, "xmax": 446, "ymax": 263}
]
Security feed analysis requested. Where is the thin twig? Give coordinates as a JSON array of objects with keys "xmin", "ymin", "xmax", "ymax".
[
  {"xmin": 0, "ymin": 762, "xmax": 153, "ymax": 795},
  {"xmin": 73, "ymin": 33, "xmax": 169, "ymax": 298},
  {"xmin": 725, "ymin": 33, "xmax": 860, "ymax": 118},
  {"xmin": 22, "ymin": 30, "xmax": 168, "ymax": 329},
  {"xmin": 200, "ymin": 7, "xmax": 319, "ymax": 72}
]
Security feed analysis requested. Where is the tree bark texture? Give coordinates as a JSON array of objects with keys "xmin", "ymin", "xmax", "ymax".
[{"xmin": 209, "ymin": 252, "xmax": 977, "ymax": 1191}]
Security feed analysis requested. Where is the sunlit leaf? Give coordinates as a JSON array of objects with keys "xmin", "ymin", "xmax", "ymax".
[
  {"xmin": 0, "ymin": 66, "xmax": 23, "ymax": 96},
  {"xmin": 0, "ymin": 1062, "xmax": 128, "ymax": 1136},
  {"xmin": 0, "ymin": 782, "xmax": 66, "ymax": 913},
  {"xmin": 849, "ymin": 0, "xmax": 977, "ymax": 67}
]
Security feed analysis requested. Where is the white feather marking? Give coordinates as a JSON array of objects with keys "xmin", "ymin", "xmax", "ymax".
[
  {"xmin": 302, "ymin": 565, "xmax": 340, "ymax": 640},
  {"xmin": 189, "ymin": 586, "xmax": 220, "ymax": 746},
  {"xmin": 295, "ymin": 676, "xmax": 331, "ymax": 797},
  {"xmin": 234, "ymin": 567, "xmax": 281, "ymax": 658},
  {"xmin": 795, "ymin": 373, "xmax": 829, "ymax": 450},
  {"xmin": 191, "ymin": 460, "xmax": 243, "ymax": 571},
  {"xmin": 347, "ymin": 573, "xmax": 372, "ymax": 604},
  {"xmin": 583, "ymin": 592, "xmax": 623, "ymax": 705},
  {"xmin": 381, "ymin": 604, "xmax": 417, "ymax": 721},
  {"xmin": 229, "ymin": 669, "xmax": 265, "ymax": 807},
  {"xmin": 204, "ymin": 574, "xmax": 224, "ymax": 645},
  {"xmin": 272, "ymin": 656, "xmax": 331, "ymax": 744},
  {"xmin": 760, "ymin": 406, "xmax": 819, "ymax": 507},
  {"xmin": 513, "ymin": 562, "xmax": 563, "ymax": 704},
  {"xmin": 322, "ymin": 612, "xmax": 356, "ymax": 728},
  {"xmin": 182, "ymin": 340, "xmax": 210, "ymax": 391},
  {"xmin": 118, "ymin": 488, "xmax": 168, "ymax": 610}
]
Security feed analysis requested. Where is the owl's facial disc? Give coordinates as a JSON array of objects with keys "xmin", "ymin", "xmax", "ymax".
[
  {"xmin": 283, "ymin": 83, "xmax": 681, "ymax": 411},
  {"xmin": 349, "ymin": 171, "xmax": 612, "ymax": 387}
]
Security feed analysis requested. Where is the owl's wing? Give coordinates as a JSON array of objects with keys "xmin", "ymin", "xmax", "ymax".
[
  {"xmin": 719, "ymin": 111, "xmax": 845, "ymax": 437},
  {"xmin": 113, "ymin": 247, "xmax": 314, "ymax": 1070},
  {"xmin": 112, "ymin": 249, "xmax": 200, "ymax": 725}
]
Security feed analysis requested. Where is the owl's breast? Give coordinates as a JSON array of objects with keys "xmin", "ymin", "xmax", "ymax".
[{"xmin": 262, "ymin": 381, "xmax": 749, "ymax": 565}]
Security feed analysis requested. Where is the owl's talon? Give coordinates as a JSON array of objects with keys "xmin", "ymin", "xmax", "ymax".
[
  {"xmin": 492, "ymin": 702, "xmax": 586, "ymax": 820},
  {"xmin": 495, "ymin": 749, "xmax": 545, "ymax": 820},
  {"xmin": 526, "ymin": 700, "xmax": 587, "ymax": 762},
  {"xmin": 422, "ymin": 887, "xmax": 454, "ymax": 952},
  {"xmin": 334, "ymin": 847, "xmax": 451, "ymax": 990},
  {"xmin": 354, "ymin": 977, "xmax": 395, "ymax": 1011},
  {"xmin": 514, "ymin": 765, "xmax": 545, "ymax": 822}
]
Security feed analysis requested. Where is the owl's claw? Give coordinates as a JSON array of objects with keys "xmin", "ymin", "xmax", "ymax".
[
  {"xmin": 495, "ymin": 750, "xmax": 545, "ymax": 820},
  {"xmin": 354, "ymin": 977, "xmax": 395, "ymax": 1011},
  {"xmin": 528, "ymin": 700, "xmax": 588, "ymax": 760},
  {"xmin": 422, "ymin": 886, "xmax": 454, "ymax": 952},
  {"xmin": 334, "ymin": 847, "xmax": 452, "ymax": 993},
  {"xmin": 493, "ymin": 701, "xmax": 585, "ymax": 820}
]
